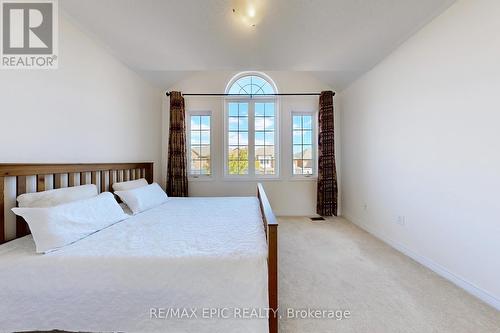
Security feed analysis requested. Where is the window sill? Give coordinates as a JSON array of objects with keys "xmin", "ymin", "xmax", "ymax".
[
  {"xmin": 223, "ymin": 176, "xmax": 281, "ymax": 182},
  {"xmin": 290, "ymin": 176, "xmax": 318, "ymax": 181},
  {"xmin": 188, "ymin": 176, "xmax": 214, "ymax": 182}
]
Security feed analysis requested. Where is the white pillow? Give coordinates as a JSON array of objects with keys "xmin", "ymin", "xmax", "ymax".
[
  {"xmin": 17, "ymin": 184, "xmax": 98, "ymax": 208},
  {"xmin": 12, "ymin": 192, "xmax": 128, "ymax": 253},
  {"xmin": 112, "ymin": 178, "xmax": 148, "ymax": 192},
  {"xmin": 114, "ymin": 183, "xmax": 168, "ymax": 215}
]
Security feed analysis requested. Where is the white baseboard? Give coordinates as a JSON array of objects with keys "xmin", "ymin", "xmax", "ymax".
[
  {"xmin": 343, "ymin": 213, "xmax": 500, "ymax": 311},
  {"xmin": 273, "ymin": 211, "xmax": 317, "ymax": 217}
]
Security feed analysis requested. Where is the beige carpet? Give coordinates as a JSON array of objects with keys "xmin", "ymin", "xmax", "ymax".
[{"xmin": 278, "ymin": 216, "xmax": 500, "ymax": 333}]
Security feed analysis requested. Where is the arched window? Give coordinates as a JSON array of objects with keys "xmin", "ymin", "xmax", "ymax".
[
  {"xmin": 227, "ymin": 75, "xmax": 276, "ymax": 96},
  {"xmin": 225, "ymin": 73, "xmax": 279, "ymax": 177}
]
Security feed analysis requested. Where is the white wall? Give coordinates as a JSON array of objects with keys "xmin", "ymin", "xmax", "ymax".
[
  {"xmin": 339, "ymin": 0, "xmax": 500, "ymax": 309},
  {"xmin": 0, "ymin": 13, "xmax": 163, "ymax": 238},
  {"xmin": 0, "ymin": 13, "xmax": 162, "ymax": 175},
  {"xmin": 163, "ymin": 71, "xmax": 337, "ymax": 216}
]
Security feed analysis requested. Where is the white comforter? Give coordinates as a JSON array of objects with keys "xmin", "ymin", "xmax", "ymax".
[{"xmin": 0, "ymin": 197, "xmax": 269, "ymax": 333}]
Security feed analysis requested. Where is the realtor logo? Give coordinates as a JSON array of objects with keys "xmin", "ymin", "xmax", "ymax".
[{"xmin": 1, "ymin": 0, "xmax": 58, "ymax": 69}]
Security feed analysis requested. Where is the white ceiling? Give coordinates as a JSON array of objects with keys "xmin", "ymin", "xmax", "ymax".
[{"xmin": 60, "ymin": 0, "xmax": 455, "ymax": 90}]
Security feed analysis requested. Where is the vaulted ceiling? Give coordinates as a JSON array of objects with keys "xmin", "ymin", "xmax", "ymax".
[{"xmin": 61, "ymin": 0, "xmax": 455, "ymax": 90}]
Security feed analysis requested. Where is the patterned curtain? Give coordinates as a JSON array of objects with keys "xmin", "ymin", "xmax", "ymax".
[
  {"xmin": 317, "ymin": 91, "xmax": 338, "ymax": 216},
  {"xmin": 166, "ymin": 91, "xmax": 188, "ymax": 197}
]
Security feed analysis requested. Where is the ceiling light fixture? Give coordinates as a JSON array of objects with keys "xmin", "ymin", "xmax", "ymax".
[{"xmin": 232, "ymin": 0, "xmax": 265, "ymax": 28}]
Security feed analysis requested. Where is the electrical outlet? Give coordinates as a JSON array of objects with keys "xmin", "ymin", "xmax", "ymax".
[{"xmin": 396, "ymin": 215, "xmax": 406, "ymax": 226}]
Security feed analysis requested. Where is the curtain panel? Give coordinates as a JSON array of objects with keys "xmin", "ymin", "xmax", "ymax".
[
  {"xmin": 317, "ymin": 91, "xmax": 338, "ymax": 216},
  {"xmin": 166, "ymin": 91, "xmax": 188, "ymax": 197}
]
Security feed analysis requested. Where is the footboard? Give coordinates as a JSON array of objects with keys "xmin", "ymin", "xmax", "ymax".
[{"xmin": 257, "ymin": 183, "xmax": 278, "ymax": 333}]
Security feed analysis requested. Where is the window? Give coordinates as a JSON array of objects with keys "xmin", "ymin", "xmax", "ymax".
[
  {"xmin": 228, "ymin": 102, "xmax": 249, "ymax": 175},
  {"xmin": 227, "ymin": 75, "xmax": 275, "ymax": 95},
  {"xmin": 292, "ymin": 113, "xmax": 315, "ymax": 176},
  {"xmin": 188, "ymin": 112, "xmax": 211, "ymax": 177},
  {"xmin": 225, "ymin": 73, "xmax": 278, "ymax": 177},
  {"xmin": 255, "ymin": 102, "xmax": 276, "ymax": 175}
]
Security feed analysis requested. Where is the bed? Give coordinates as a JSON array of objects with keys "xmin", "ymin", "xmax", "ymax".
[{"xmin": 0, "ymin": 163, "xmax": 278, "ymax": 333}]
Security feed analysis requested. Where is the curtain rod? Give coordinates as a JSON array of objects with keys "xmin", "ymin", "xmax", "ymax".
[{"xmin": 165, "ymin": 92, "xmax": 334, "ymax": 97}]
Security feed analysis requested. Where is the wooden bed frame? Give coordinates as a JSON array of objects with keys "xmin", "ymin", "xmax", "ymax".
[{"xmin": 0, "ymin": 162, "xmax": 279, "ymax": 333}]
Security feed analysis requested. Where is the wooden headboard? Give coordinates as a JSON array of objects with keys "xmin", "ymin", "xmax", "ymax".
[{"xmin": 0, "ymin": 162, "xmax": 154, "ymax": 244}]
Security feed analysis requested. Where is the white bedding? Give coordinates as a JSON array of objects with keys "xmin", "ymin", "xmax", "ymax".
[{"xmin": 0, "ymin": 197, "xmax": 269, "ymax": 333}]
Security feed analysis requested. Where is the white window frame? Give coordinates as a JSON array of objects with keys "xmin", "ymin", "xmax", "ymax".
[
  {"xmin": 291, "ymin": 110, "xmax": 318, "ymax": 179},
  {"xmin": 223, "ymin": 72, "xmax": 280, "ymax": 180},
  {"xmin": 224, "ymin": 97, "xmax": 280, "ymax": 179},
  {"xmin": 187, "ymin": 110, "xmax": 213, "ymax": 180}
]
